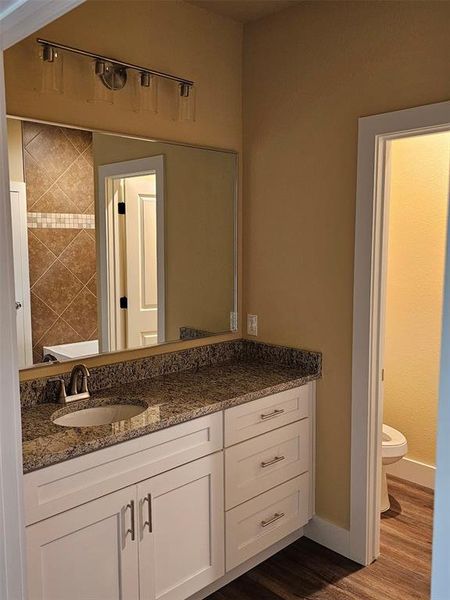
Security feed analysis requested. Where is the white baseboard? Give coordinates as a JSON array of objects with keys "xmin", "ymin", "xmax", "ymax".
[
  {"xmin": 188, "ymin": 529, "xmax": 304, "ymax": 600},
  {"xmin": 386, "ymin": 456, "xmax": 435, "ymax": 490},
  {"xmin": 304, "ymin": 516, "xmax": 351, "ymax": 559}
]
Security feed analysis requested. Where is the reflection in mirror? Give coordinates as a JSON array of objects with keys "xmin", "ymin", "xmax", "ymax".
[{"xmin": 7, "ymin": 119, "xmax": 237, "ymax": 368}]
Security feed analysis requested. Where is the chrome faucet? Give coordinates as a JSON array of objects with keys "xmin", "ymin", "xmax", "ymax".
[{"xmin": 59, "ymin": 364, "xmax": 91, "ymax": 404}]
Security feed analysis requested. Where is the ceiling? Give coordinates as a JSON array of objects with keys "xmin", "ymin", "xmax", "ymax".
[
  {"xmin": 187, "ymin": 0, "xmax": 300, "ymax": 23},
  {"xmin": 0, "ymin": 0, "xmax": 26, "ymax": 19}
]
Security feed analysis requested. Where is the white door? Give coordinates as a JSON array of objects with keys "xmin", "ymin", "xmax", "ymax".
[
  {"xmin": 26, "ymin": 486, "xmax": 139, "ymax": 600},
  {"xmin": 10, "ymin": 181, "xmax": 32, "ymax": 368},
  {"xmin": 124, "ymin": 173, "xmax": 161, "ymax": 348},
  {"xmin": 137, "ymin": 453, "xmax": 225, "ymax": 600},
  {"xmin": 98, "ymin": 156, "xmax": 165, "ymax": 352}
]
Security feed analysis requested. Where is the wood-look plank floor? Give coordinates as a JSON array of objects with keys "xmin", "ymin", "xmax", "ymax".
[{"xmin": 208, "ymin": 476, "xmax": 433, "ymax": 600}]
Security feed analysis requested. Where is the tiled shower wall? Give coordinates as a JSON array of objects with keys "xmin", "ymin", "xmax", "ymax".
[{"xmin": 23, "ymin": 121, "xmax": 98, "ymax": 363}]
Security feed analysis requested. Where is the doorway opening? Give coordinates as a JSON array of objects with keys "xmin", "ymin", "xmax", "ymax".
[
  {"xmin": 350, "ymin": 101, "xmax": 450, "ymax": 572},
  {"xmin": 98, "ymin": 156, "xmax": 165, "ymax": 353},
  {"xmin": 377, "ymin": 131, "xmax": 450, "ymax": 595}
]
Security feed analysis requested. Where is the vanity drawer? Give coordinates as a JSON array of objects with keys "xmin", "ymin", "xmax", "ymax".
[
  {"xmin": 225, "ymin": 472, "xmax": 310, "ymax": 571},
  {"xmin": 224, "ymin": 384, "xmax": 311, "ymax": 447},
  {"xmin": 225, "ymin": 419, "xmax": 309, "ymax": 509},
  {"xmin": 24, "ymin": 412, "xmax": 223, "ymax": 525}
]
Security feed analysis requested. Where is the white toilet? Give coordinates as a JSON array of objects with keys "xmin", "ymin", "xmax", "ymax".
[{"xmin": 381, "ymin": 424, "xmax": 408, "ymax": 512}]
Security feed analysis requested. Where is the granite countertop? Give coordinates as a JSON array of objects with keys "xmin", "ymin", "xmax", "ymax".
[{"xmin": 21, "ymin": 359, "xmax": 320, "ymax": 474}]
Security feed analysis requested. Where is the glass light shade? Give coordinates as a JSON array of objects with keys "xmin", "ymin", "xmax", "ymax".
[
  {"xmin": 87, "ymin": 60, "xmax": 113, "ymax": 104},
  {"xmin": 40, "ymin": 46, "xmax": 64, "ymax": 95},
  {"xmin": 177, "ymin": 84, "xmax": 196, "ymax": 122},
  {"xmin": 132, "ymin": 72, "xmax": 158, "ymax": 113}
]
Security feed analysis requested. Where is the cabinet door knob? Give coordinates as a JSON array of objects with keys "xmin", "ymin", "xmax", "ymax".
[{"xmin": 15, "ymin": 301, "xmax": 22, "ymax": 310}]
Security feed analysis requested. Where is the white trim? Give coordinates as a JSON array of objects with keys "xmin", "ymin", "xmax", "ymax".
[
  {"xmin": 187, "ymin": 529, "xmax": 304, "ymax": 600},
  {"xmin": 98, "ymin": 156, "xmax": 166, "ymax": 352},
  {"xmin": 309, "ymin": 381, "xmax": 316, "ymax": 518},
  {"xmin": 0, "ymin": 5, "xmax": 95, "ymax": 599},
  {"xmin": 351, "ymin": 101, "xmax": 450, "ymax": 567},
  {"xmin": 304, "ymin": 517, "xmax": 351, "ymax": 559},
  {"xmin": 0, "ymin": 0, "xmax": 85, "ymax": 50},
  {"xmin": 0, "ymin": 54, "xmax": 27, "ymax": 600},
  {"xmin": 386, "ymin": 457, "xmax": 435, "ymax": 490},
  {"xmin": 432, "ymin": 175, "xmax": 450, "ymax": 597},
  {"xmin": 9, "ymin": 180, "xmax": 32, "ymax": 368}
]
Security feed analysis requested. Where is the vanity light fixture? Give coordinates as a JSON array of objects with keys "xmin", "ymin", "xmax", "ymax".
[
  {"xmin": 37, "ymin": 39, "xmax": 194, "ymax": 116},
  {"xmin": 40, "ymin": 43, "xmax": 64, "ymax": 94},
  {"xmin": 178, "ymin": 82, "xmax": 196, "ymax": 122},
  {"xmin": 132, "ymin": 71, "xmax": 158, "ymax": 114},
  {"xmin": 88, "ymin": 60, "xmax": 113, "ymax": 104}
]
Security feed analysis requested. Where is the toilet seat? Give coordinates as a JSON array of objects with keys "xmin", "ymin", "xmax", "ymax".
[{"xmin": 382, "ymin": 424, "xmax": 408, "ymax": 460}]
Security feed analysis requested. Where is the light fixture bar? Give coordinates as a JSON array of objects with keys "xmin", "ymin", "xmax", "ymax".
[{"xmin": 37, "ymin": 38, "xmax": 194, "ymax": 87}]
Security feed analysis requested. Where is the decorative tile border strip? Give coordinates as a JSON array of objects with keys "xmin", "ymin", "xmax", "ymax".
[{"xmin": 27, "ymin": 212, "xmax": 95, "ymax": 229}]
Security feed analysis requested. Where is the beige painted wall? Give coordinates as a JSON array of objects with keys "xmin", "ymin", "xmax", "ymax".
[
  {"xmin": 383, "ymin": 132, "xmax": 450, "ymax": 468},
  {"xmin": 92, "ymin": 133, "xmax": 235, "ymax": 342},
  {"xmin": 4, "ymin": 0, "xmax": 243, "ymax": 382},
  {"xmin": 4, "ymin": 0, "xmax": 242, "ymax": 151},
  {"xmin": 243, "ymin": 1, "xmax": 450, "ymax": 528},
  {"xmin": 7, "ymin": 118, "xmax": 23, "ymax": 182}
]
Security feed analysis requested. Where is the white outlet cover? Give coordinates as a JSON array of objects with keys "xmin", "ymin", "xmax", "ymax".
[{"xmin": 247, "ymin": 314, "xmax": 258, "ymax": 336}]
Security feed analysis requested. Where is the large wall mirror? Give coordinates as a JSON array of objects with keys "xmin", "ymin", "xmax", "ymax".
[{"xmin": 7, "ymin": 118, "xmax": 237, "ymax": 369}]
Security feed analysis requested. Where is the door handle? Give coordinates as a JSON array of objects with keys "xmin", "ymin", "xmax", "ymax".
[
  {"xmin": 143, "ymin": 493, "xmax": 153, "ymax": 533},
  {"xmin": 260, "ymin": 408, "xmax": 284, "ymax": 421},
  {"xmin": 261, "ymin": 512, "xmax": 285, "ymax": 528},
  {"xmin": 126, "ymin": 500, "xmax": 136, "ymax": 541},
  {"xmin": 261, "ymin": 455, "xmax": 285, "ymax": 468}
]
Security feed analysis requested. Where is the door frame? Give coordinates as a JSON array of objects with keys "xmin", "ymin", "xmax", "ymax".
[
  {"xmin": 97, "ymin": 156, "xmax": 166, "ymax": 351},
  {"xmin": 350, "ymin": 100, "xmax": 450, "ymax": 566},
  {"xmin": 0, "ymin": 2, "xmax": 85, "ymax": 598},
  {"xmin": 10, "ymin": 181, "xmax": 33, "ymax": 368}
]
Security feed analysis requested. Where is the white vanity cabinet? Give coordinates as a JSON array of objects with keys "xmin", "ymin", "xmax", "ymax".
[
  {"xmin": 24, "ymin": 382, "xmax": 316, "ymax": 600},
  {"xmin": 27, "ymin": 485, "xmax": 140, "ymax": 600},
  {"xmin": 137, "ymin": 453, "xmax": 224, "ymax": 600},
  {"xmin": 26, "ymin": 453, "xmax": 224, "ymax": 600},
  {"xmin": 224, "ymin": 384, "xmax": 315, "ymax": 572}
]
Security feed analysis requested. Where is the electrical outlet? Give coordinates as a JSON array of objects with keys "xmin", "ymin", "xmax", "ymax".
[
  {"xmin": 230, "ymin": 311, "xmax": 238, "ymax": 332},
  {"xmin": 247, "ymin": 314, "xmax": 258, "ymax": 336}
]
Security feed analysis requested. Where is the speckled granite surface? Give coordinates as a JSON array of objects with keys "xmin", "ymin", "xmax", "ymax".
[
  {"xmin": 20, "ymin": 340, "xmax": 245, "ymax": 408},
  {"xmin": 20, "ymin": 340, "xmax": 320, "ymax": 408},
  {"xmin": 21, "ymin": 340, "xmax": 321, "ymax": 474}
]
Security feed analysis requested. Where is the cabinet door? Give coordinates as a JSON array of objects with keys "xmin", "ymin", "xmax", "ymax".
[
  {"xmin": 137, "ymin": 452, "xmax": 224, "ymax": 600},
  {"xmin": 27, "ymin": 485, "xmax": 139, "ymax": 600}
]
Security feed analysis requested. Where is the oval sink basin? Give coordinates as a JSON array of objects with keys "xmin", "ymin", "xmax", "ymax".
[{"xmin": 52, "ymin": 403, "xmax": 146, "ymax": 427}]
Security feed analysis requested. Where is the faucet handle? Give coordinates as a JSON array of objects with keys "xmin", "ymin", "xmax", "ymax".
[
  {"xmin": 59, "ymin": 378, "xmax": 67, "ymax": 402},
  {"xmin": 46, "ymin": 376, "xmax": 67, "ymax": 403},
  {"xmin": 47, "ymin": 377, "xmax": 67, "ymax": 403}
]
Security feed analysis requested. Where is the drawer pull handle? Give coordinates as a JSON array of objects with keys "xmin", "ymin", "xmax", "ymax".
[
  {"xmin": 126, "ymin": 500, "xmax": 136, "ymax": 541},
  {"xmin": 261, "ymin": 455, "xmax": 285, "ymax": 468},
  {"xmin": 261, "ymin": 512, "xmax": 285, "ymax": 528},
  {"xmin": 260, "ymin": 408, "xmax": 285, "ymax": 421},
  {"xmin": 143, "ymin": 493, "xmax": 153, "ymax": 533}
]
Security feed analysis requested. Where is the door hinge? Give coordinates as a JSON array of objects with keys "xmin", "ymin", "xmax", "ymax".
[
  {"xmin": 118, "ymin": 201, "xmax": 126, "ymax": 215},
  {"xmin": 120, "ymin": 296, "xmax": 128, "ymax": 309}
]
